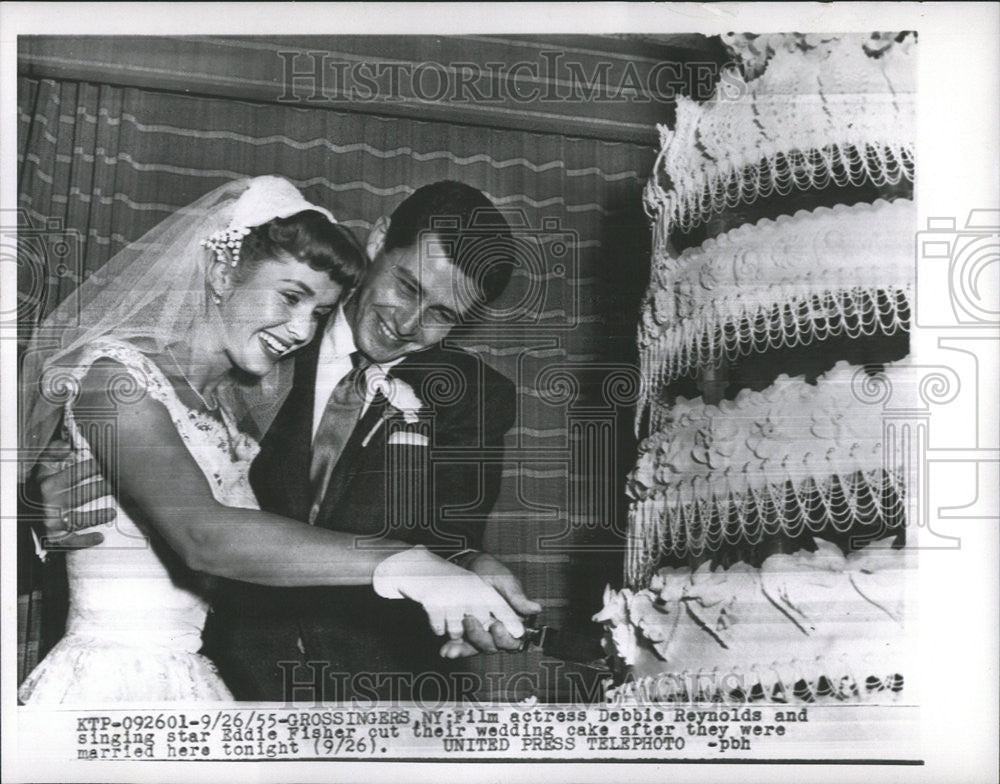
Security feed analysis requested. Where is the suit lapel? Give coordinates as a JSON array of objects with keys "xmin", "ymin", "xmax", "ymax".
[
  {"xmin": 313, "ymin": 391, "xmax": 387, "ymax": 528},
  {"xmin": 310, "ymin": 346, "xmax": 443, "ymax": 531}
]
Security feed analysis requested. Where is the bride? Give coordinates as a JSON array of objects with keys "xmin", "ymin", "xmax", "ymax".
[{"xmin": 18, "ymin": 176, "xmax": 525, "ymax": 703}]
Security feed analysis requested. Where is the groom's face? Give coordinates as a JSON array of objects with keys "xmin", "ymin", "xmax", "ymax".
[{"xmin": 347, "ymin": 233, "xmax": 475, "ymax": 363}]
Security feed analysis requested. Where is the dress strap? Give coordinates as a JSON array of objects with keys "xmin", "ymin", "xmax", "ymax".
[
  {"xmin": 71, "ymin": 338, "xmax": 183, "ymax": 415},
  {"xmin": 61, "ymin": 337, "xmax": 259, "ymax": 505}
]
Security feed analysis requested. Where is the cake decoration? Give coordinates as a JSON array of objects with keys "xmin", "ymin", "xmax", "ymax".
[{"xmin": 598, "ymin": 31, "xmax": 916, "ymax": 704}]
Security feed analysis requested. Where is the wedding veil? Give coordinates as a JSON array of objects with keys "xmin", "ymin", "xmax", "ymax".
[{"xmin": 19, "ymin": 176, "xmax": 336, "ymax": 481}]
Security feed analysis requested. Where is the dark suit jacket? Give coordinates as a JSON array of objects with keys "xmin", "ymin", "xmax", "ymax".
[{"xmin": 201, "ymin": 337, "xmax": 516, "ymax": 702}]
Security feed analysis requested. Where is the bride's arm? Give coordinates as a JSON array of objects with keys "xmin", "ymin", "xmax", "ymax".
[
  {"xmin": 44, "ymin": 358, "xmax": 528, "ymax": 639},
  {"xmin": 73, "ymin": 359, "xmax": 403, "ymax": 586}
]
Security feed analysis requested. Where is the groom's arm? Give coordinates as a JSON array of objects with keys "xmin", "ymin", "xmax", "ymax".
[
  {"xmin": 33, "ymin": 359, "xmax": 513, "ymax": 555},
  {"xmin": 29, "ymin": 442, "xmax": 113, "ymax": 551},
  {"xmin": 415, "ymin": 358, "xmax": 541, "ymax": 654}
]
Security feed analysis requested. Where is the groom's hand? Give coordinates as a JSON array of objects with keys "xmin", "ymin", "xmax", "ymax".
[
  {"xmin": 34, "ymin": 441, "xmax": 114, "ymax": 550},
  {"xmin": 439, "ymin": 552, "xmax": 542, "ymax": 659}
]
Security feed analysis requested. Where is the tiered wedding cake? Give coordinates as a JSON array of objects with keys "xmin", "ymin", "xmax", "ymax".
[{"xmin": 597, "ymin": 32, "xmax": 917, "ymax": 704}]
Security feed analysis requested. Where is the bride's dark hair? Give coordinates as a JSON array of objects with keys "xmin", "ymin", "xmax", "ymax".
[{"xmin": 239, "ymin": 210, "xmax": 367, "ymax": 290}]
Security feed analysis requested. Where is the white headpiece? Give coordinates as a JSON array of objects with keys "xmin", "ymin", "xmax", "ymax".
[
  {"xmin": 19, "ymin": 176, "xmax": 336, "ymax": 479},
  {"xmin": 201, "ymin": 176, "xmax": 337, "ymax": 266}
]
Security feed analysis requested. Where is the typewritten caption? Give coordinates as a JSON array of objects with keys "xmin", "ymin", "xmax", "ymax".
[{"xmin": 17, "ymin": 705, "xmax": 918, "ymax": 762}]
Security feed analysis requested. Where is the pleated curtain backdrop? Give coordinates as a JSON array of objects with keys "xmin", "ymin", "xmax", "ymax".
[{"xmin": 17, "ymin": 75, "xmax": 655, "ymax": 698}]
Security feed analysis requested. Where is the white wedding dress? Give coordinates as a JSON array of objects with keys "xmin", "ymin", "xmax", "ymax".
[{"xmin": 19, "ymin": 339, "xmax": 260, "ymax": 703}]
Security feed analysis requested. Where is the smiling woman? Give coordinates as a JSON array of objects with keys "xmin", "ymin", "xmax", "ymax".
[
  {"xmin": 167, "ymin": 211, "xmax": 366, "ymax": 398},
  {"xmin": 155, "ymin": 256, "xmax": 347, "ymax": 411},
  {"xmin": 225, "ymin": 261, "xmax": 339, "ymax": 367},
  {"xmin": 18, "ymin": 176, "xmax": 530, "ymax": 703}
]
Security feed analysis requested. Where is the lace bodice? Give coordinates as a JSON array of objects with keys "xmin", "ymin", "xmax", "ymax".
[{"xmin": 59, "ymin": 339, "xmax": 260, "ymax": 653}]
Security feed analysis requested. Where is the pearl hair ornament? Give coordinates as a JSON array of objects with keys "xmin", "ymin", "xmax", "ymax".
[
  {"xmin": 199, "ymin": 176, "xmax": 337, "ymax": 269},
  {"xmin": 201, "ymin": 226, "xmax": 251, "ymax": 267}
]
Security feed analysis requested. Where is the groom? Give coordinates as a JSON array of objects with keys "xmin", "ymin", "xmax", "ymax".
[
  {"xmin": 41, "ymin": 180, "xmax": 540, "ymax": 703},
  {"xmin": 205, "ymin": 180, "xmax": 540, "ymax": 702}
]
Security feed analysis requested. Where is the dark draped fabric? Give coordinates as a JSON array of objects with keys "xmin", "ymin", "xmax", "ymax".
[{"xmin": 17, "ymin": 75, "xmax": 655, "ymax": 697}]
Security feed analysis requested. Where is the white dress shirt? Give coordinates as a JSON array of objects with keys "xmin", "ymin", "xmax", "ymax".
[{"xmin": 311, "ymin": 306, "xmax": 404, "ymax": 440}]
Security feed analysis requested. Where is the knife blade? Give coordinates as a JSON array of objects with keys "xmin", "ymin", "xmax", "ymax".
[{"xmin": 520, "ymin": 624, "xmax": 609, "ymax": 670}]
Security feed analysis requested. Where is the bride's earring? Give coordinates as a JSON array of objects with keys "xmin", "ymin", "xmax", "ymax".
[{"xmin": 211, "ymin": 289, "xmax": 222, "ymax": 305}]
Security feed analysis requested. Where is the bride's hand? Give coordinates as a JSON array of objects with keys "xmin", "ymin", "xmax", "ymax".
[{"xmin": 372, "ymin": 545, "xmax": 526, "ymax": 644}]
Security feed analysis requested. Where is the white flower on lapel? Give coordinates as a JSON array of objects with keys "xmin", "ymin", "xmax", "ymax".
[
  {"xmin": 362, "ymin": 370, "xmax": 424, "ymax": 447},
  {"xmin": 374, "ymin": 373, "xmax": 422, "ymax": 423}
]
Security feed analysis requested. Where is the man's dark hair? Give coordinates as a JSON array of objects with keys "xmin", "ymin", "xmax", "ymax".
[{"xmin": 385, "ymin": 181, "xmax": 514, "ymax": 305}]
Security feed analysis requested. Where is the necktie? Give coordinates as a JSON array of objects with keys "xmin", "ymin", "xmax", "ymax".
[{"xmin": 309, "ymin": 351, "xmax": 369, "ymax": 519}]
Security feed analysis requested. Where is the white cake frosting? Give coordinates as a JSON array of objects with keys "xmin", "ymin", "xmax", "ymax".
[
  {"xmin": 627, "ymin": 360, "xmax": 917, "ymax": 579},
  {"xmin": 642, "ymin": 33, "xmax": 916, "ymax": 238},
  {"xmin": 638, "ymin": 198, "xmax": 914, "ymax": 392},
  {"xmin": 597, "ymin": 536, "xmax": 911, "ymax": 703},
  {"xmin": 606, "ymin": 32, "xmax": 917, "ymax": 705}
]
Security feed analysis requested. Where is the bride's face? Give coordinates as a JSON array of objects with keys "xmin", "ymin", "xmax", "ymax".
[{"xmin": 217, "ymin": 257, "xmax": 343, "ymax": 376}]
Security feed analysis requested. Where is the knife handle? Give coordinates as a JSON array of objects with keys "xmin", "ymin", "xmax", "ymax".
[{"xmin": 519, "ymin": 614, "xmax": 542, "ymax": 652}]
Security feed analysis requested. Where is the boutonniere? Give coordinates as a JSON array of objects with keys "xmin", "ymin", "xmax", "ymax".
[{"xmin": 361, "ymin": 371, "xmax": 423, "ymax": 447}]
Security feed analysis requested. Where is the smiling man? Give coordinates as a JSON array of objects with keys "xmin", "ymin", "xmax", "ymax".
[
  {"xmin": 346, "ymin": 227, "xmax": 468, "ymax": 363},
  {"xmin": 199, "ymin": 181, "xmax": 541, "ymax": 702}
]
